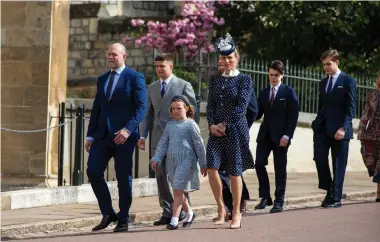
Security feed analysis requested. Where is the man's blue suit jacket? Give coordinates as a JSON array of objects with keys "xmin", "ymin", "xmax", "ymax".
[
  {"xmin": 87, "ymin": 67, "xmax": 147, "ymax": 140},
  {"xmin": 312, "ymin": 72, "xmax": 356, "ymax": 139},
  {"xmin": 256, "ymin": 83, "xmax": 299, "ymax": 144}
]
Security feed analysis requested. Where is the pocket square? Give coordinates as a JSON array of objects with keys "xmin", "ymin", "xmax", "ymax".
[
  {"xmin": 338, "ymin": 86, "xmax": 343, "ymax": 88},
  {"xmin": 279, "ymin": 98, "xmax": 286, "ymax": 100}
]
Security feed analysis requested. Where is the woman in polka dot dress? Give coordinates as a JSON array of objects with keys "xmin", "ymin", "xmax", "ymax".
[{"xmin": 206, "ymin": 34, "xmax": 254, "ymax": 229}]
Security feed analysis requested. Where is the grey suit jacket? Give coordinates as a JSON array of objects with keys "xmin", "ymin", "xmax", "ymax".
[{"xmin": 140, "ymin": 75, "xmax": 198, "ymax": 150}]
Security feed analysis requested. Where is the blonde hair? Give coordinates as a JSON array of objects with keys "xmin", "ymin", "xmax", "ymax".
[{"xmin": 233, "ymin": 48, "xmax": 240, "ymax": 59}]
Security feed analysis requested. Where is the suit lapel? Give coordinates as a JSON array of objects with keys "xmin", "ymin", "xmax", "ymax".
[
  {"xmin": 263, "ymin": 87, "xmax": 271, "ymax": 109},
  {"xmin": 151, "ymin": 80, "xmax": 163, "ymax": 116},
  {"xmin": 320, "ymin": 77, "xmax": 328, "ymax": 98},
  {"xmin": 164, "ymin": 76, "xmax": 178, "ymax": 99},
  {"xmin": 274, "ymin": 83, "xmax": 285, "ymax": 102},
  {"xmin": 101, "ymin": 72, "xmax": 110, "ymax": 101},
  {"xmin": 110, "ymin": 70, "xmax": 127, "ymax": 101},
  {"xmin": 331, "ymin": 72, "xmax": 344, "ymax": 93}
]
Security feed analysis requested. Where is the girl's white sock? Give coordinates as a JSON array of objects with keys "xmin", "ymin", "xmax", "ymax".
[
  {"xmin": 170, "ymin": 217, "xmax": 179, "ymax": 226},
  {"xmin": 185, "ymin": 208, "xmax": 194, "ymax": 222}
]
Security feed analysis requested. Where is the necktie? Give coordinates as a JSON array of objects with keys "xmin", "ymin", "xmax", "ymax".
[
  {"xmin": 106, "ymin": 71, "xmax": 116, "ymax": 101},
  {"xmin": 270, "ymin": 87, "xmax": 275, "ymax": 107},
  {"xmin": 161, "ymin": 82, "xmax": 166, "ymax": 98},
  {"xmin": 327, "ymin": 75, "xmax": 333, "ymax": 94}
]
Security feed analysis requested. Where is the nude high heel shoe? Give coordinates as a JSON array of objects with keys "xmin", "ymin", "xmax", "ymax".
[
  {"xmin": 230, "ymin": 214, "xmax": 242, "ymax": 229},
  {"xmin": 214, "ymin": 207, "xmax": 229, "ymax": 225}
]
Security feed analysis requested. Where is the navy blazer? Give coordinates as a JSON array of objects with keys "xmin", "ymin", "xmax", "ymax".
[
  {"xmin": 256, "ymin": 83, "xmax": 299, "ymax": 144},
  {"xmin": 246, "ymin": 83, "xmax": 258, "ymax": 128},
  {"xmin": 312, "ymin": 72, "xmax": 356, "ymax": 139},
  {"xmin": 87, "ymin": 67, "xmax": 147, "ymax": 140}
]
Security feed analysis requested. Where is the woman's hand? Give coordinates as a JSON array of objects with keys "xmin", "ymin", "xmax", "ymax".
[
  {"xmin": 217, "ymin": 123, "xmax": 227, "ymax": 136},
  {"xmin": 151, "ymin": 160, "xmax": 158, "ymax": 171},
  {"xmin": 210, "ymin": 124, "xmax": 224, "ymax": 137},
  {"xmin": 201, "ymin": 168, "xmax": 208, "ymax": 177}
]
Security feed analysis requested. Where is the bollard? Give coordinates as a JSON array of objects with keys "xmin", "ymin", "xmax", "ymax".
[
  {"xmin": 58, "ymin": 102, "xmax": 66, "ymax": 186},
  {"xmin": 73, "ymin": 104, "xmax": 84, "ymax": 186}
]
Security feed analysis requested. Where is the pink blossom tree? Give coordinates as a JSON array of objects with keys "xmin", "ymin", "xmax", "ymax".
[{"xmin": 125, "ymin": 0, "xmax": 228, "ymax": 58}]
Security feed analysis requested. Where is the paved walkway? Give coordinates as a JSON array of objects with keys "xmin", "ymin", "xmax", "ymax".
[
  {"xmin": 10, "ymin": 202, "xmax": 380, "ymax": 242},
  {"xmin": 1, "ymin": 172, "xmax": 376, "ymax": 228}
]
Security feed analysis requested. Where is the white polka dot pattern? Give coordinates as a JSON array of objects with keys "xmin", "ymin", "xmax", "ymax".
[{"xmin": 206, "ymin": 73, "xmax": 255, "ymax": 176}]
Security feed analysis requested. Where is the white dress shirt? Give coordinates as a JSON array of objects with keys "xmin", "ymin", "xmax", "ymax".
[
  {"xmin": 325, "ymin": 69, "xmax": 341, "ymax": 93},
  {"xmin": 160, "ymin": 74, "xmax": 173, "ymax": 92},
  {"xmin": 269, "ymin": 81, "xmax": 282, "ymax": 101}
]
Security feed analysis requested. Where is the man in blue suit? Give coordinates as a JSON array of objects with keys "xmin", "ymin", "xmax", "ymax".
[
  {"xmin": 312, "ymin": 49, "xmax": 356, "ymax": 208},
  {"xmin": 255, "ymin": 60, "xmax": 299, "ymax": 213},
  {"xmin": 85, "ymin": 43, "xmax": 147, "ymax": 232}
]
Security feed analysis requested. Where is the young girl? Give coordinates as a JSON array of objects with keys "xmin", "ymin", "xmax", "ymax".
[{"xmin": 151, "ymin": 95, "xmax": 207, "ymax": 230}]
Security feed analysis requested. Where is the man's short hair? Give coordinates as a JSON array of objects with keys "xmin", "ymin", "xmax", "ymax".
[
  {"xmin": 155, "ymin": 53, "xmax": 173, "ymax": 62},
  {"xmin": 268, "ymin": 60, "xmax": 285, "ymax": 75},
  {"xmin": 320, "ymin": 49, "xmax": 339, "ymax": 62}
]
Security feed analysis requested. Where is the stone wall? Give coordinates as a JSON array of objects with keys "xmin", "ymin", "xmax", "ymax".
[
  {"xmin": 1, "ymin": 1, "xmax": 70, "ymax": 189},
  {"xmin": 67, "ymin": 1, "xmax": 175, "ymax": 82}
]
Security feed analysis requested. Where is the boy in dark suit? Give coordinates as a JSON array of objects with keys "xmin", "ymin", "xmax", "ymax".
[
  {"xmin": 255, "ymin": 60, "xmax": 299, "ymax": 213},
  {"xmin": 312, "ymin": 49, "xmax": 356, "ymax": 208}
]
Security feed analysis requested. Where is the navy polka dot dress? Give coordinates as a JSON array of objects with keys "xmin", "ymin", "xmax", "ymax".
[{"xmin": 206, "ymin": 73, "xmax": 255, "ymax": 176}]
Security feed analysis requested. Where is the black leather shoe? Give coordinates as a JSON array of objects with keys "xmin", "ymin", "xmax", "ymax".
[
  {"xmin": 255, "ymin": 197, "xmax": 273, "ymax": 210},
  {"xmin": 153, "ymin": 217, "xmax": 171, "ymax": 226},
  {"xmin": 326, "ymin": 201, "xmax": 342, "ymax": 208},
  {"xmin": 321, "ymin": 192, "xmax": 333, "ymax": 208},
  {"xmin": 166, "ymin": 224, "xmax": 178, "ymax": 230},
  {"xmin": 92, "ymin": 215, "xmax": 117, "ymax": 231},
  {"xmin": 183, "ymin": 213, "xmax": 196, "ymax": 227},
  {"xmin": 113, "ymin": 222, "xmax": 128, "ymax": 232},
  {"xmin": 321, "ymin": 196, "xmax": 331, "ymax": 208},
  {"xmin": 376, "ymin": 198, "xmax": 380, "ymax": 202},
  {"xmin": 270, "ymin": 204, "xmax": 283, "ymax": 213}
]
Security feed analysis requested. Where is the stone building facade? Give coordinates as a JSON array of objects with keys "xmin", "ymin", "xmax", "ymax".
[
  {"xmin": 0, "ymin": 0, "xmax": 182, "ymax": 189},
  {"xmin": 67, "ymin": 1, "xmax": 181, "ymax": 83},
  {"xmin": 1, "ymin": 1, "xmax": 70, "ymax": 189}
]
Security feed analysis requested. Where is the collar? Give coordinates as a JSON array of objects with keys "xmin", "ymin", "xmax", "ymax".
[
  {"xmin": 330, "ymin": 69, "xmax": 341, "ymax": 80},
  {"xmin": 222, "ymin": 69, "xmax": 240, "ymax": 77},
  {"xmin": 271, "ymin": 81, "xmax": 282, "ymax": 91},
  {"xmin": 160, "ymin": 74, "xmax": 173, "ymax": 85},
  {"xmin": 111, "ymin": 65, "xmax": 125, "ymax": 74}
]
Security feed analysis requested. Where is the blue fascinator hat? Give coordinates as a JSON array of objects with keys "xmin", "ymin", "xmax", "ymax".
[{"xmin": 215, "ymin": 33, "xmax": 236, "ymax": 56}]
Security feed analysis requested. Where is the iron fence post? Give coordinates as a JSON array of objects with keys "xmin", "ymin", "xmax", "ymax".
[
  {"xmin": 73, "ymin": 104, "xmax": 84, "ymax": 186},
  {"xmin": 69, "ymin": 103, "xmax": 74, "ymax": 185},
  {"xmin": 58, "ymin": 102, "xmax": 65, "ymax": 186}
]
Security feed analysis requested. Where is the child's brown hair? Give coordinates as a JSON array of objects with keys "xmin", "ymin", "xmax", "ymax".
[{"xmin": 170, "ymin": 95, "xmax": 195, "ymax": 119}]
